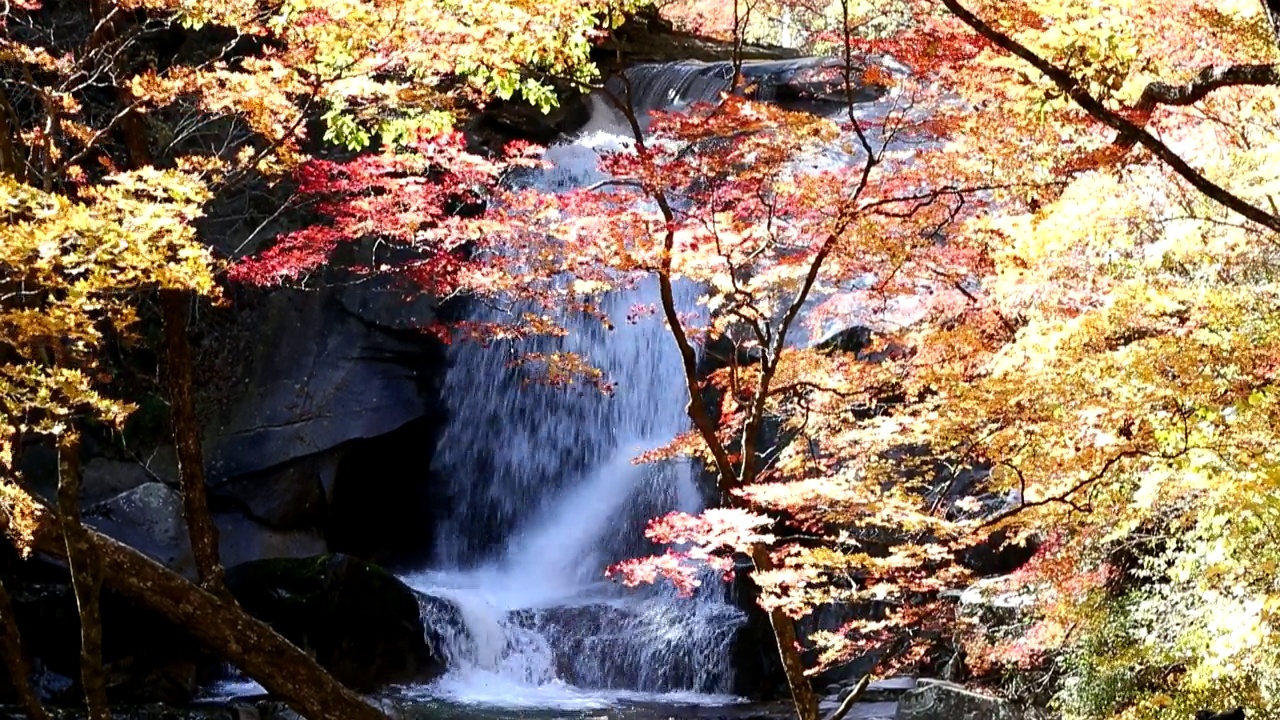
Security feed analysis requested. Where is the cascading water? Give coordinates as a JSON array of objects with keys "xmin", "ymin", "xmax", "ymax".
[
  {"xmin": 196, "ymin": 55, "xmax": 924, "ymax": 710},
  {"xmin": 398, "ymin": 60, "xmax": 781, "ymax": 709}
]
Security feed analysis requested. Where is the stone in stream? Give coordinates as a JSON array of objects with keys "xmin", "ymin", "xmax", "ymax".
[{"xmin": 224, "ymin": 554, "xmax": 451, "ymax": 692}]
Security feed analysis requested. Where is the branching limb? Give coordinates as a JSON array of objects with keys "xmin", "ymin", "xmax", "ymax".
[{"xmin": 940, "ymin": 0, "xmax": 1280, "ymax": 234}]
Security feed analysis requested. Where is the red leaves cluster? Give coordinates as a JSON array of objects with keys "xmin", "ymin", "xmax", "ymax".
[
  {"xmin": 606, "ymin": 508, "xmax": 775, "ymax": 596},
  {"xmin": 850, "ymin": 15, "xmax": 991, "ymax": 74},
  {"xmin": 229, "ymin": 132, "xmax": 505, "ymax": 293}
]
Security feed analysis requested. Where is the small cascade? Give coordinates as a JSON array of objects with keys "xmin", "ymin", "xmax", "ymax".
[{"xmin": 406, "ymin": 57, "xmax": 897, "ymax": 707}]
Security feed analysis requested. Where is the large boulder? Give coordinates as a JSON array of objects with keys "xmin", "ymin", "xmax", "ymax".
[
  {"xmin": 224, "ymin": 554, "xmax": 447, "ymax": 692},
  {"xmin": 203, "ymin": 287, "xmax": 442, "ymax": 483},
  {"xmin": 895, "ymin": 680, "xmax": 1035, "ymax": 720}
]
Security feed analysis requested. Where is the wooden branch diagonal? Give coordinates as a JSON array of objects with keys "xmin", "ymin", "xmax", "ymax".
[
  {"xmin": 1135, "ymin": 63, "xmax": 1280, "ymax": 111},
  {"xmin": 941, "ymin": 0, "xmax": 1280, "ymax": 234}
]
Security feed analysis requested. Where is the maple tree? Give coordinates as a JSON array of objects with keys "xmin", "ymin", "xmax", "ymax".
[{"xmin": 520, "ymin": 1, "xmax": 1280, "ymax": 719}]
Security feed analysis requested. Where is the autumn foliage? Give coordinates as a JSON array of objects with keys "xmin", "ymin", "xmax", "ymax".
[
  {"xmin": 223, "ymin": 0, "xmax": 1280, "ymax": 717},
  {"xmin": 6, "ymin": 0, "xmax": 1280, "ymax": 717}
]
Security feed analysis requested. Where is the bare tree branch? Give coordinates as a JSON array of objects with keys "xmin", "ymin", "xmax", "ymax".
[{"xmin": 1134, "ymin": 63, "xmax": 1280, "ymax": 111}]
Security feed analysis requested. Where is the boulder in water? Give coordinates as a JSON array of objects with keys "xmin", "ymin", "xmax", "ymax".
[
  {"xmin": 894, "ymin": 679, "xmax": 1032, "ymax": 720},
  {"xmin": 225, "ymin": 554, "xmax": 447, "ymax": 692}
]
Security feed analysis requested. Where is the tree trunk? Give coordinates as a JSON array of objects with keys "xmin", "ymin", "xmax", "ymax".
[
  {"xmin": 0, "ymin": 483, "xmax": 388, "ymax": 720},
  {"xmin": 0, "ymin": 576, "xmax": 51, "ymax": 720},
  {"xmin": 159, "ymin": 288, "xmax": 226, "ymax": 597},
  {"xmin": 56, "ymin": 433, "xmax": 110, "ymax": 720},
  {"xmin": 97, "ymin": 0, "xmax": 226, "ymax": 599},
  {"xmin": 750, "ymin": 543, "xmax": 819, "ymax": 720}
]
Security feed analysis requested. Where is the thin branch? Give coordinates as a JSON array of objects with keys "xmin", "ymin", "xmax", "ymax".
[
  {"xmin": 823, "ymin": 673, "xmax": 872, "ymax": 720},
  {"xmin": 1134, "ymin": 63, "xmax": 1280, "ymax": 112}
]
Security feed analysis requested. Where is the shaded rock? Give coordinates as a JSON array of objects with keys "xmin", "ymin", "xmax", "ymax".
[
  {"xmin": 957, "ymin": 527, "xmax": 1040, "ymax": 578},
  {"xmin": 81, "ymin": 449, "xmax": 177, "ymax": 506},
  {"xmin": 213, "ymin": 451, "xmax": 335, "ymax": 529},
  {"xmin": 334, "ymin": 266, "xmax": 440, "ymax": 332},
  {"xmin": 225, "ymin": 554, "xmax": 446, "ymax": 692},
  {"xmin": 829, "ymin": 677, "xmax": 918, "ymax": 703},
  {"xmin": 596, "ymin": 6, "xmax": 801, "ymax": 65},
  {"xmin": 326, "ymin": 416, "xmax": 448, "ymax": 565},
  {"xmin": 14, "ymin": 442, "xmax": 58, "ymax": 502},
  {"xmin": 84, "ymin": 483, "xmax": 328, "ymax": 578},
  {"xmin": 895, "ymin": 679, "xmax": 1027, "ymax": 720},
  {"xmin": 816, "ymin": 325, "xmax": 875, "ymax": 355},
  {"xmin": 471, "ymin": 91, "xmax": 593, "ymax": 146},
  {"xmin": 204, "ymin": 288, "xmax": 441, "ymax": 482},
  {"xmin": 697, "ymin": 334, "xmax": 762, "ymax": 377},
  {"xmin": 214, "ymin": 512, "xmax": 327, "ymax": 569}
]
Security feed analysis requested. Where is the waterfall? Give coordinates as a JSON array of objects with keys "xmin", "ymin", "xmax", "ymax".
[{"xmin": 402, "ymin": 57, "xmax": 872, "ymax": 708}]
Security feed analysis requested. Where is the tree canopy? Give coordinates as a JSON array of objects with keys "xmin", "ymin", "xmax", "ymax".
[{"xmin": 6, "ymin": 0, "xmax": 1280, "ymax": 719}]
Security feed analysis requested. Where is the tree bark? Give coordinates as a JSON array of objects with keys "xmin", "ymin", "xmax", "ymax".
[
  {"xmin": 750, "ymin": 543, "xmax": 819, "ymax": 720},
  {"xmin": 0, "ymin": 576, "xmax": 51, "ymax": 720},
  {"xmin": 159, "ymin": 288, "xmax": 226, "ymax": 597},
  {"xmin": 0, "ymin": 483, "xmax": 388, "ymax": 720},
  {"xmin": 56, "ymin": 433, "xmax": 110, "ymax": 720}
]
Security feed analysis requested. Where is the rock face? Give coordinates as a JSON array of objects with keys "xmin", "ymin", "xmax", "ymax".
[
  {"xmin": 204, "ymin": 287, "xmax": 441, "ymax": 483},
  {"xmin": 197, "ymin": 285, "xmax": 449, "ymax": 565},
  {"xmin": 895, "ymin": 680, "xmax": 1031, "ymax": 720},
  {"xmin": 224, "ymin": 554, "xmax": 448, "ymax": 692}
]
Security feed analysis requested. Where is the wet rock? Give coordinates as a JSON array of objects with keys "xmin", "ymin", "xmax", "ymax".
[
  {"xmin": 894, "ymin": 679, "xmax": 1029, "ymax": 720},
  {"xmin": 512, "ymin": 599, "xmax": 743, "ymax": 692},
  {"xmin": 225, "ymin": 554, "xmax": 447, "ymax": 692}
]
